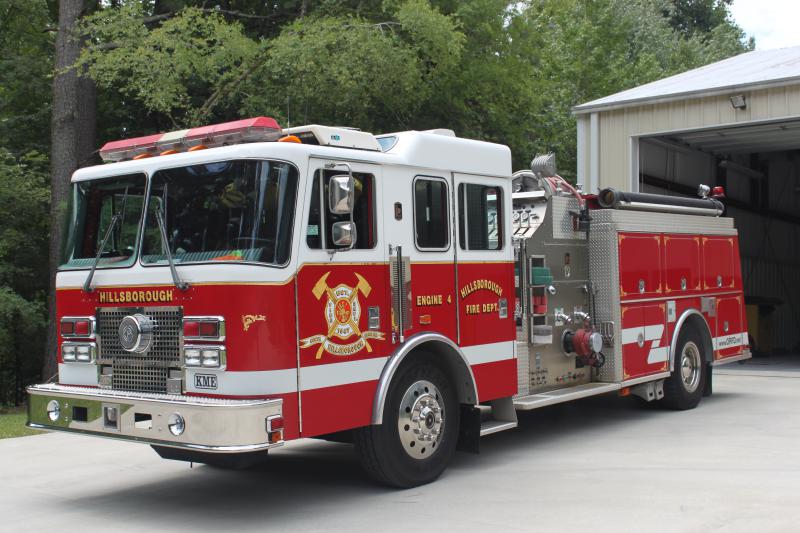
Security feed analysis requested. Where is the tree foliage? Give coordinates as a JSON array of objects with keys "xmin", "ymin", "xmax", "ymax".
[
  {"xmin": 73, "ymin": 0, "xmax": 751, "ymax": 173},
  {"xmin": 0, "ymin": 0, "xmax": 53, "ymax": 404},
  {"xmin": 77, "ymin": 4, "xmax": 261, "ymax": 125},
  {"xmin": 0, "ymin": 150, "xmax": 49, "ymax": 404},
  {"xmin": 0, "ymin": 0, "xmax": 55, "ymax": 155}
]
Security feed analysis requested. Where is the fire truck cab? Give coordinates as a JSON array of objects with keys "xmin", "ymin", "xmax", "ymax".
[{"xmin": 28, "ymin": 117, "xmax": 749, "ymax": 487}]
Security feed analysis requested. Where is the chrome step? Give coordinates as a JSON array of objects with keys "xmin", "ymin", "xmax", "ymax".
[
  {"xmin": 480, "ymin": 420, "xmax": 518, "ymax": 436},
  {"xmin": 513, "ymin": 382, "xmax": 621, "ymax": 411},
  {"xmin": 477, "ymin": 397, "xmax": 518, "ymax": 437}
]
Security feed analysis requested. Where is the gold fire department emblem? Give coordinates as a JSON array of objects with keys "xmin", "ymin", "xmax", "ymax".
[{"xmin": 299, "ymin": 272, "xmax": 385, "ymax": 359}]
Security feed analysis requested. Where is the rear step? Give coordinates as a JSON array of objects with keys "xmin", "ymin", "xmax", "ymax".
[
  {"xmin": 513, "ymin": 382, "xmax": 621, "ymax": 411},
  {"xmin": 478, "ymin": 397, "xmax": 518, "ymax": 436}
]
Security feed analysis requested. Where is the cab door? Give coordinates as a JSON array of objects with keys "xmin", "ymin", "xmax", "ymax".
[
  {"xmin": 296, "ymin": 159, "xmax": 391, "ymax": 437},
  {"xmin": 453, "ymin": 173, "xmax": 516, "ymax": 401},
  {"xmin": 381, "ymin": 169, "xmax": 457, "ymax": 343}
]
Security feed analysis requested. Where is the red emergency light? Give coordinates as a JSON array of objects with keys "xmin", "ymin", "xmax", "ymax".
[{"xmin": 99, "ymin": 117, "xmax": 282, "ymax": 162}]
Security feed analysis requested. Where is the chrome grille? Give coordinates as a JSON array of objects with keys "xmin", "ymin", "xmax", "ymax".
[{"xmin": 97, "ymin": 307, "xmax": 183, "ymax": 393}]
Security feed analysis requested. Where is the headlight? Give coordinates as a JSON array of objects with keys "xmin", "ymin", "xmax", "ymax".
[
  {"xmin": 76, "ymin": 345, "xmax": 93, "ymax": 362},
  {"xmin": 201, "ymin": 349, "xmax": 220, "ymax": 368},
  {"xmin": 62, "ymin": 344, "xmax": 76, "ymax": 362},
  {"xmin": 184, "ymin": 348, "xmax": 201, "ymax": 367},
  {"xmin": 184, "ymin": 346, "xmax": 225, "ymax": 368},
  {"xmin": 62, "ymin": 342, "xmax": 95, "ymax": 363}
]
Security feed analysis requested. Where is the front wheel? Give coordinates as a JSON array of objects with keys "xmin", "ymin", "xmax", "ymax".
[
  {"xmin": 354, "ymin": 361, "xmax": 459, "ymax": 488},
  {"xmin": 661, "ymin": 327, "xmax": 707, "ymax": 410}
]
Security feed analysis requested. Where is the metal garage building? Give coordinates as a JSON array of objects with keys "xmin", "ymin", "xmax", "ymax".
[{"xmin": 574, "ymin": 46, "xmax": 800, "ymax": 353}]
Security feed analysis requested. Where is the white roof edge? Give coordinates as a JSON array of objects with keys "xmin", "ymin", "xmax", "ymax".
[
  {"xmin": 573, "ymin": 46, "xmax": 800, "ymax": 115},
  {"xmin": 573, "ymin": 75, "xmax": 800, "ymax": 115}
]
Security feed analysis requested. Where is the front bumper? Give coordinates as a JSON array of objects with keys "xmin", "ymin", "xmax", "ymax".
[{"xmin": 27, "ymin": 383, "xmax": 283, "ymax": 453}]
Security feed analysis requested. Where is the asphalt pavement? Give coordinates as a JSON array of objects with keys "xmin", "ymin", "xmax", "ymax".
[{"xmin": 2, "ymin": 356, "xmax": 799, "ymax": 533}]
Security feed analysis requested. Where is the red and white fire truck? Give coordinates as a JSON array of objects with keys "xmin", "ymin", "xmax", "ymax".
[{"xmin": 27, "ymin": 117, "xmax": 749, "ymax": 487}]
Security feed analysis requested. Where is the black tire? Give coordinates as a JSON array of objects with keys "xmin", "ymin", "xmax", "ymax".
[
  {"xmin": 354, "ymin": 361, "xmax": 459, "ymax": 488},
  {"xmin": 661, "ymin": 326, "xmax": 707, "ymax": 410}
]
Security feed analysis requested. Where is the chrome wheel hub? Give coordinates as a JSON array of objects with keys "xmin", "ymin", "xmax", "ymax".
[
  {"xmin": 680, "ymin": 341, "xmax": 702, "ymax": 394},
  {"xmin": 397, "ymin": 380, "xmax": 444, "ymax": 460}
]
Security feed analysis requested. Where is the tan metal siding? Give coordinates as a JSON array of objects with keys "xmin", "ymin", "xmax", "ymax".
[{"xmin": 586, "ymin": 85, "xmax": 800, "ymax": 190}]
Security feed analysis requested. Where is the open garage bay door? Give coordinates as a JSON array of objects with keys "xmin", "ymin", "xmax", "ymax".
[{"xmin": 639, "ymin": 119, "xmax": 800, "ymax": 354}]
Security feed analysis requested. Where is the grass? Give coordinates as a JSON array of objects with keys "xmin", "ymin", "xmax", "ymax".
[{"xmin": 0, "ymin": 407, "xmax": 42, "ymax": 439}]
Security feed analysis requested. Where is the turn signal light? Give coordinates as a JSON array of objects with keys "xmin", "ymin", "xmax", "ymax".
[
  {"xmin": 183, "ymin": 317, "xmax": 225, "ymax": 340},
  {"xmin": 74, "ymin": 320, "xmax": 90, "ymax": 336},
  {"xmin": 266, "ymin": 415, "xmax": 284, "ymax": 444},
  {"xmin": 61, "ymin": 317, "xmax": 95, "ymax": 338}
]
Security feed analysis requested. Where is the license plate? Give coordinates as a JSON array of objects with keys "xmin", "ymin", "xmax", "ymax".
[{"xmin": 194, "ymin": 374, "xmax": 218, "ymax": 390}]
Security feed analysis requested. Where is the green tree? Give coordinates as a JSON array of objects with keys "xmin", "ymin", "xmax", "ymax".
[
  {"xmin": 0, "ymin": 150, "xmax": 49, "ymax": 404},
  {"xmin": 0, "ymin": 0, "xmax": 55, "ymax": 155},
  {"xmin": 242, "ymin": 0, "xmax": 464, "ymax": 131},
  {"xmin": 0, "ymin": 0, "xmax": 54, "ymax": 403}
]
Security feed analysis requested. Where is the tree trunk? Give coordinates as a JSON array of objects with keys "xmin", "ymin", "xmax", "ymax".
[{"xmin": 44, "ymin": 0, "xmax": 97, "ymax": 381}]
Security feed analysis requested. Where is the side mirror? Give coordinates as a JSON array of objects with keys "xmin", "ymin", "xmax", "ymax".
[
  {"xmin": 328, "ymin": 175, "xmax": 355, "ymax": 215},
  {"xmin": 331, "ymin": 221, "xmax": 356, "ymax": 247}
]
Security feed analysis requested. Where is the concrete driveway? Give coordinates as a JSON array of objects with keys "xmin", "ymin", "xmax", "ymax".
[{"xmin": 2, "ymin": 357, "xmax": 799, "ymax": 533}]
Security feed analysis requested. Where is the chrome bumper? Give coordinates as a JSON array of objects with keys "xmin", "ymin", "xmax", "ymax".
[{"xmin": 27, "ymin": 383, "xmax": 283, "ymax": 453}]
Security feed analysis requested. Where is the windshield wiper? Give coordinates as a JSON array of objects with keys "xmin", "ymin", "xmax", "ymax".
[
  {"xmin": 155, "ymin": 207, "xmax": 190, "ymax": 291},
  {"xmin": 83, "ymin": 213, "xmax": 122, "ymax": 293}
]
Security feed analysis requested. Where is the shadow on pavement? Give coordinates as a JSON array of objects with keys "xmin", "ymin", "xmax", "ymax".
[{"xmin": 73, "ymin": 388, "xmax": 745, "ymax": 523}]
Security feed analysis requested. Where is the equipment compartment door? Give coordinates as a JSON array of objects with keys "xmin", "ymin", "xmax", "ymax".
[
  {"xmin": 295, "ymin": 160, "xmax": 391, "ymax": 437},
  {"xmin": 664, "ymin": 235, "xmax": 701, "ymax": 294},
  {"xmin": 715, "ymin": 295, "xmax": 746, "ymax": 360},
  {"xmin": 618, "ymin": 233, "xmax": 663, "ymax": 300},
  {"xmin": 702, "ymin": 236, "xmax": 736, "ymax": 291},
  {"xmin": 621, "ymin": 303, "xmax": 669, "ymax": 380}
]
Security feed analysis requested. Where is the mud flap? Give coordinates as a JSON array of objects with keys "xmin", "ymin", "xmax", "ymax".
[
  {"xmin": 703, "ymin": 364, "xmax": 713, "ymax": 397},
  {"xmin": 456, "ymin": 404, "xmax": 480, "ymax": 454}
]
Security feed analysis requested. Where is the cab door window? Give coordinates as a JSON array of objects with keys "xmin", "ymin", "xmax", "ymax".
[
  {"xmin": 458, "ymin": 183, "xmax": 502, "ymax": 250},
  {"xmin": 306, "ymin": 170, "xmax": 375, "ymax": 250},
  {"xmin": 413, "ymin": 177, "xmax": 449, "ymax": 250}
]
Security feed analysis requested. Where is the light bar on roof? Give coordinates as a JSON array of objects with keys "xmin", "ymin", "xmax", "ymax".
[{"xmin": 99, "ymin": 116, "xmax": 282, "ymax": 162}]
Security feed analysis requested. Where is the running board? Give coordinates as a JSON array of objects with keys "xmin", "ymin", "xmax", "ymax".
[
  {"xmin": 479, "ymin": 397, "xmax": 518, "ymax": 437},
  {"xmin": 513, "ymin": 382, "xmax": 621, "ymax": 411},
  {"xmin": 480, "ymin": 420, "xmax": 518, "ymax": 436}
]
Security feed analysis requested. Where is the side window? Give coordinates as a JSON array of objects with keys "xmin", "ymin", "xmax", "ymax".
[
  {"xmin": 458, "ymin": 183, "xmax": 502, "ymax": 251},
  {"xmin": 413, "ymin": 177, "xmax": 449, "ymax": 250},
  {"xmin": 306, "ymin": 169, "xmax": 376, "ymax": 250}
]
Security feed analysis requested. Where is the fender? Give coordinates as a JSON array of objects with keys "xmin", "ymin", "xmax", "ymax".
[
  {"xmin": 669, "ymin": 308, "xmax": 714, "ymax": 368},
  {"xmin": 371, "ymin": 332, "xmax": 478, "ymax": 425}
]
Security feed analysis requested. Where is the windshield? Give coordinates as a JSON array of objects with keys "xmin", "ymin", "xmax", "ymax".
[
  {"xmin": 60, "ymin": 174, "xmax": 147, "ymax": 269},
  {"xmin": 141, "ymin": 160, "xmax": 299, "ymax": 266}
]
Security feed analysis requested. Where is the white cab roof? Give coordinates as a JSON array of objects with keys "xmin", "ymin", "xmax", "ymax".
[
  {"xmin": 378, "ymin": 130, "xmax": 511, "ymax": 177},
  {"xmin": 73, "ymin": 129, "xmax": 513, "ymax": 182}
]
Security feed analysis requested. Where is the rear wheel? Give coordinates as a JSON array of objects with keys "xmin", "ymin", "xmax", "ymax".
[
  {"xmin": 354, "ymin": 361, "xmax": 459, "ymax": 488},
  {"xmin": 661, "ymin": 327, "xmax": 707, "ymax": 410}
]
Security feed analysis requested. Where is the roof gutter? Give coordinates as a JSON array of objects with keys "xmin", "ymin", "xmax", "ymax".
[{"xmin": 572, "ymin": 75, "xmax": 800, "ymax": 115}]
